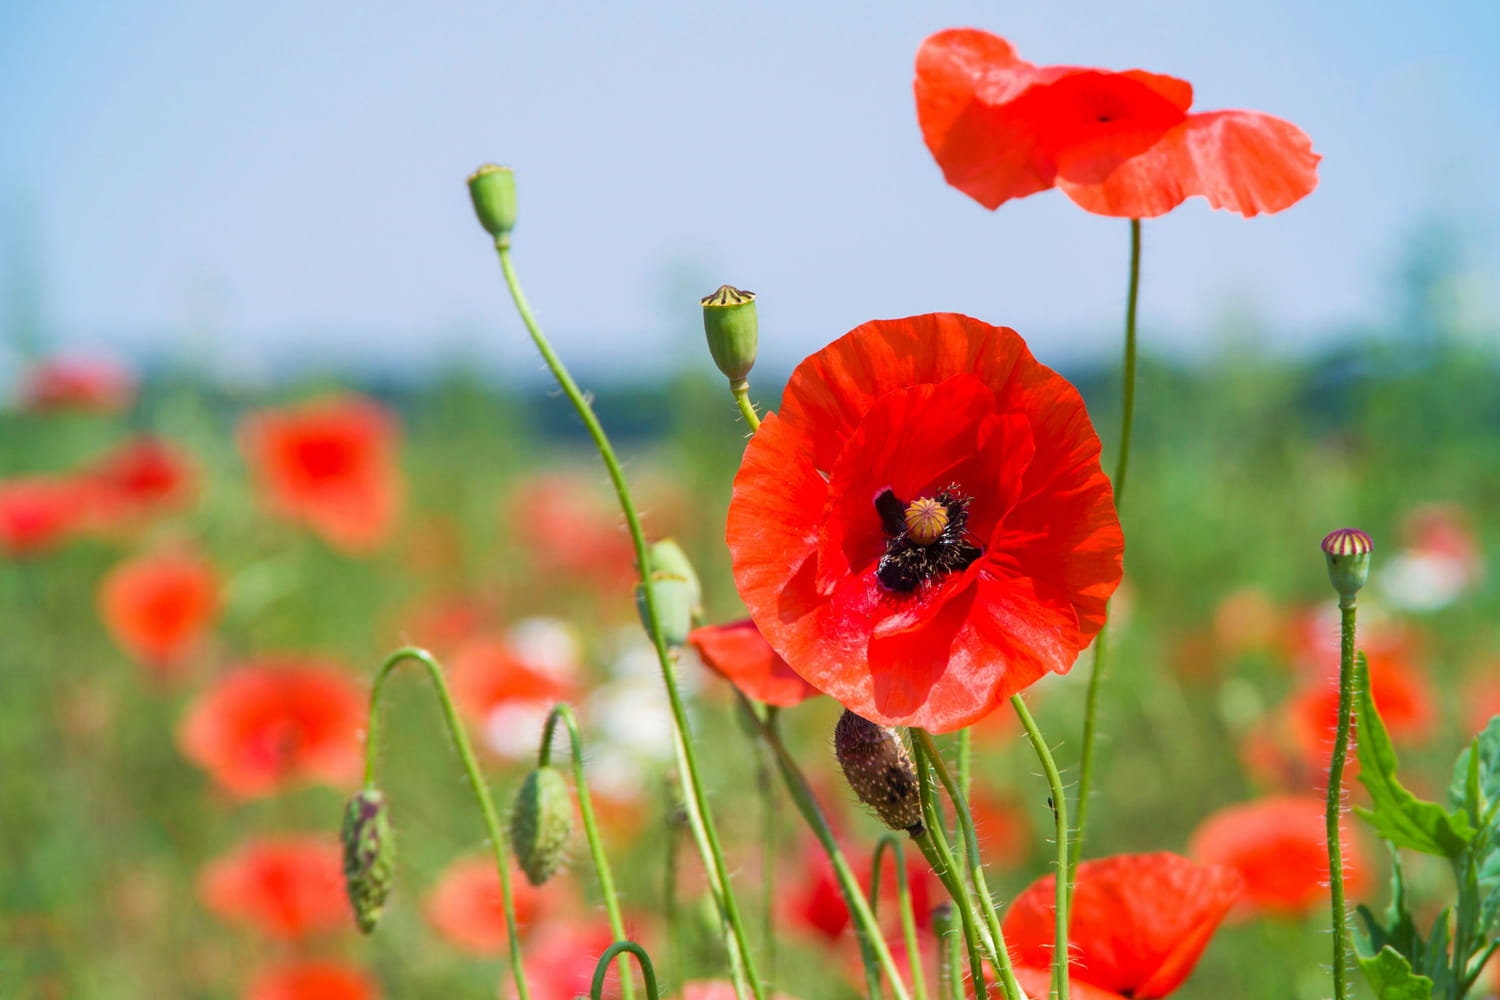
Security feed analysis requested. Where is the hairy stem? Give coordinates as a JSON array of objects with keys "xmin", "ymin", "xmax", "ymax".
[{"xmin": 1012, "ymin": 696, "xmax": 1071, "ymax": 1000}]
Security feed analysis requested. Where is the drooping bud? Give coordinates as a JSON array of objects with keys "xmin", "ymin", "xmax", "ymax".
[
  {"xmin": 834, "ymin": 710, "xmax": 923, "ymax": 835},
  {"xmin": 340, "ymin": 788, "xmax": 395, "ymax": 933},
  {"xmin": 700, "ymin": 285, "xmax": 758, "ymax": 385},
  {"xmin": 509, "ymin": 765, "xmax": 573, "ymax": 886},
  {"xmin": 636, "ymin": 539, "xmax": 698, "ymax": 647},
  {"xmin": 1321, "ymin": 528, "xmax": 1373, "ymax": 603},
  {"xmin": 468, "ymin": 164, "xmax": 517, "ymax": 240}
]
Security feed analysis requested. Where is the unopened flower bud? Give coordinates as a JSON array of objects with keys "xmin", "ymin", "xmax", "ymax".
[
  {"xmin": 1321, "ymin": 528, "xmax": 1373, "ymax": 603},
  {"xmin": 648, "ymin": 538, "xmax": 702, "ymax": 619},
  {"xmin": 468, "ymin": 164, "xmax": 517, "ymax": 240},
  {"xmin": 636, "ymin": 541, "xmax": 697, "ymax": 647},
  {"xmin": 834, "ymin": 710, "xmax": 923, "ymax": 835},
  {"xmin": 510, "ymin": 765, "xmax": 573, "ymax": 886},
  {"xmin": 340, "ymin": 788, "xmax": 395, "ymax": 933},
  {"xmin": 700, "ymin": 285, "xmax": 758, "ymax": 384}
]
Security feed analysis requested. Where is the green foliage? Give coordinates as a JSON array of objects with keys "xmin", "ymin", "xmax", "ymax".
[{"xmin": 1358, "ymin": 947, "xmax": 1437, "ymax": 1000}]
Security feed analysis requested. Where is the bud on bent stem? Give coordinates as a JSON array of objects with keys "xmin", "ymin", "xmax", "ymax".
[{"xmin": 341, "ymin": 788, "xmax": 394, "ymax": 933}]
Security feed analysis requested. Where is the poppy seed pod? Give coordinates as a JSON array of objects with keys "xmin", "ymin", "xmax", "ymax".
[
  {"xmin": 468, "ymin": 164, "xmax": 517, "ymax": 240},
  {"xmin": 833, "ymin": 710, "xmax": 924, "ymax": 835},
  {"xmin": 340, "ymin": 788, "xmax": 394, "ymax": 933},
  {"xmin": 1321, "ymin": 528, "xmax": 1373, "ymax": 603},
  {"xmin": 700, "ymin": 285, "xmax": 758, "ymax": 384},
  {"xmin": 509, "ymin": 766, "xmax": 572, "ymax": 886}
]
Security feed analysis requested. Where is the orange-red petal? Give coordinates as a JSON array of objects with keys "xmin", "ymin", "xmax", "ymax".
[{"xmin": 687, "ymin": 619, "xmax": 821, "ymax": 707}]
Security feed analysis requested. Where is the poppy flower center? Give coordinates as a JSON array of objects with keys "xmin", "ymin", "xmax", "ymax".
[{"xmin": 873, "ymin": 486, "xmax": 982, "ymax": 594}]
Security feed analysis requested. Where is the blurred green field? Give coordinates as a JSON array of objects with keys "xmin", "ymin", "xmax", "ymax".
[{"xmin": 2, "ymin": 324, "xmax": 1497, "ymax": 999}]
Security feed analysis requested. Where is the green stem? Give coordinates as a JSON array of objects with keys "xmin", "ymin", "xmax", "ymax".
[
  {"xmin": 957, "ymin": 730, "xmax": 972, "ymax": 810},
  {"xmin": 872, "ymin": 835, "xmax": 930, "ymax": 1000},
  {"xmin": 493, "ymin": 240, "xmax": 765, "ymax": 1000},
  {"xmin": 744, "ymin": 696, "xmax": 913, "ymax": 1000},
  {"xmin": 914, "ymin": 731, "xmax": 1023, "ymax": 1000},
  {"xmin": 731, "ymin": 379, "xmax": 761, "ymax": 430},
  {"xmin": 364, "ymin": 647, "xmax": 530, "ymax": 1000},
  {"xmin": 592, "ymin": 941, "xmax": 661, "ymax": 1000},
  {"xmin": 934, "ymin": 903, "xmax": 964, "ymax": 1000},
  {"xmin": 757, "ymin": 705, "xmax": 779, "ymax": 981},
  {"xmin": 1327, "ymin": 599, "xmax": 1357, "ymax": 1000},
  {"xmin": 538, "ymin": 705, "xmax": 634, "ymax": 1000},
  {"xmin": 1011, "ymin": 696, "xmax": 1071, "ymax": 1000},
  {"xmin": 1073, "ymin": 217, "xmax": 1141, "ymax": 879}
]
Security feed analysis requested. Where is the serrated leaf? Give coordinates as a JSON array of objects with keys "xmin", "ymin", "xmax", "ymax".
[
  {"xmin": 1359, "ymin": 946, "xmax": 1436, "ymax": 1000},
  {"xmin": 1356, "ymin": 654, "xmax": 1474, "ymax": 858}
]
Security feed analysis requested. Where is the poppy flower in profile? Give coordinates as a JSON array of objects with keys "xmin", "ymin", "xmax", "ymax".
[
  {"xmin": 915, "ymin": 29, "xmax": 1319, "ymax": 218},
  {"xmin": 83, "ymin": 436, "xmax": 196, "ymax": 527},
  {"xmin": 426, "ymin": 855, "xmax": 543, "ymax": 955},
  {"xmin": 245, "ymin": 961, "xmax": 378, "ymax": 1000},
  {"xmin": 1189, "ymin": 795, "xmax": 1367, "ymax": 918},
  {"xmin": 239, "ymin": 395, "xmax": 402, "ymax": 553},
  {"xmin": 1003, "ymin": 852, "xmax": 1242, "ymax": 998},
  {"xmin": 199, "ymin": 835, "xmax": 347, "ymax": 940},
  {"xmin": 687, "ymin": 618, "xmax": 822, "ymax": 708},
  {"xmin": 727, "ymin": 314, "xmax": 1123, "ymax": 732},
  {"xmin": 0, "ymin": 476, "xmax": 88, "ymax": 557},
  {"xmin": 98, "ymin": 550, "xmax": 218, "ymax": 675},
  {"xmin": 18, "ymin": 354, "xmax": 136, "ymax": 414},
  {"xmin": 177, "ymin": 657, "xmax": 364, "ymax": 798}
]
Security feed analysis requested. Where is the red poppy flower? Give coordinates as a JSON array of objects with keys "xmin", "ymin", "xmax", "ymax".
[
  {"xmin": 84, "ymin": 436, "xmax": 196, "ymax": 526},
  {"xmin": 1287, "ymin": 650, "xmax": 1436, "ymax": 768},
  {"xmin": 1003, "ymin": 852, "xmax": 1242, "ymax": 998},
  {"xmin": 239, "ymin": 395, "xmax": 402, "ymax": 552},
  {"xmin": 244, "ymin": 961, "xmax": 378, "ymax": 1000},
  {"xmin": 504, "ymin": 919, "xmax": 631, "ymax": 1000},
  {"xmin": 687, "ymin": 618, "xmax": 822, "ymax": 708},
  {"xmin": 505, "ymin": 472, "xmax": 636, "ymax": 591},
  {"xmin": 0, "ymin": 476, "xmax": 88, "ymax": 557},
  {"xmin": 426, "ymin": 855, "xmax": 542, "ymax": 955},
  {"xmin": 1012, "ymin": 966, "xmax": 1130, "ymax": 1000},
  {"xmin": 199, "ymin": 835, "xmax": 347, "ymax": 940},
  {"xmin": 99, "ymin": 550, "xmax": 218, "ymax": 674},
  {"xmin": 915, "ymin": 29, "xmax": 1319, "ymax": 218},
  {"xmin": 1189, "ymin": 795, "xmax": 1367, "ymax": 918},
  {"xmin": 782, "ymin": 837, "xmax": 939, "ymax": 942},
  {"xmin": 726, "ymin": 314, "xmax": 1122, "ymax": 732},
  {"xmin": 18, "ymin": 354, "xmax": 136, "ymax": 414},
  {"xmin": 178, "ymin": 657, "xmax": 364, "ymax": 798}
]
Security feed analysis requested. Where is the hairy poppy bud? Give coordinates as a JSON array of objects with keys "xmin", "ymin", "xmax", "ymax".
[
  {"xmin": 700, "ymin": 285, "xmax": 758, "ymax": 385},
  {"xmin": 468, "ymin": 164, "xmax": 517, "ymax": 240},
  {"xmin": 510, "ymin": 766, "xmax": 572, "ymax": 886},
  {"xmin": 834, "ymin": 710, "xmax": 923, "ymax": 835},
  {"xmin": 1321, "ymin": 528, "xmax": 1373, "ymax": 603},
  {"xmin": 636, "ymin": 539, "xmax": 699, "ymax": 647},
  {"xmin": 340, "ymin": 788, "xmax": 394, "ymax": 933}
]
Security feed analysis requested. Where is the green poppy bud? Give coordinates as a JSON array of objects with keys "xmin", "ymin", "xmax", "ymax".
[
  {"xmin": 1321, "ymin": 527, "xmax": 1373, "ymax": 603},
  {"xmin": 700, "ymin": 285, "xmax": 758, "ymax": 385},
  {"xmin": 646, "ymin": 539, "xmax": 702, "ymax": 620},
  {"xmin": 510, "ymin": 766, "xmax": 573, "ymax": 886},
  {"xmin": 340, "ymin": 788, "xmax": 395, "ymax": 934},
  {"xmin": 636, "ymin": 542, "xmax": 698, "ymax": 647},
  {"xmin": 834, "ymin": 710, "xmax": 923, "ymax": 836},
  {"xmin": 468, "ymin": 164, "xmax": 517, "ymax": 240}
]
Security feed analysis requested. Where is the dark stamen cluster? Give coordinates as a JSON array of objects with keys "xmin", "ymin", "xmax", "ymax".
[{"xmin": 874, "ymin": 485, "xmax": 982, "ymax": 593}]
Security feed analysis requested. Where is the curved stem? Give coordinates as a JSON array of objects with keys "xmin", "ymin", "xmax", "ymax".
[
  {"xmin": 1011, "ymin": 696, "xmax": 1071, "ymax": 1000},
  {"xmin": 1326, "ymin": 599, "xmax": 1358, "ymax": 1000},
  {"xmin": 914, "ymin": 730, "xmax": 1023, "ymax": 1000},
  {"xmin": 364, "ymin": 647, "xmax": 530, "ymax": 1000},
  {"xmin": 538, "ymin": 704, "xmax": 635, "ymax": 1000},
  {"xmin": 592, "ymin": 941, "xmax": 661, "ymax": 1000},
  {"xmin": 493, "ymin": 240, "xmax": 765, "ymax": 1000},
  {"xmin": 731, "ymin": 379, "xmax": 761, "ymax": 431},
  {"xmin": 872, "ymin": 835, "xmax": 930, "ymax": 1000},
  {"xmin": 1073, "ymin": 217, "xmax": 1141, "ymax": 879}
]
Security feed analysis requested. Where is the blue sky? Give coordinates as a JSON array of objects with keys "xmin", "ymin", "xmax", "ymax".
[{"xmin": 2, "ymin": 0, "xmax": 1497, "ymax": 380}]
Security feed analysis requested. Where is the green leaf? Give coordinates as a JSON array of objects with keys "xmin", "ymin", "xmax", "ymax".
[
  {"xmin": 1447, "ymin": 716, "xmax": 1500, "ymax": 821},
  {"xmin": 1356, "ymin": 654, "xmax": 1474, "ymax": 858},
  {"xmin": 1358, "ymin": 946, "xmax": 1436, "ymax": 1000}
]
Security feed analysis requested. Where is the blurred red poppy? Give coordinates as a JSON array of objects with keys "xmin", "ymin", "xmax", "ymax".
[
  {"xmin": 199, "ymin": 835, "xmax": 347, "ymax": 940},
  {"xmin": 1003, "ymin": 852, "xmax": 1242, "ymax": 998},
  {"xmin": 1287, "ymin": 650, "xmax": 1436, "ymax": 767},
  {"xmin": 18, "ymin": 354, "xmax": 136, "ymax": 414},
  {"xmin": 1189, "ymin": 794, "xmax": 1367, "ymax": 918},
  {"xmin": 426, "ymin": 855, "xmax": 542, "ymax": 955},
  {"xmin": 505, "ymin": 920, "xmax": 627, "ymax": 1000},
  {"xmin": 99, "ymin": 550, "xmax": 218, "ymax": 674},
  {"xmin": 683, "ymin": 983, "xmax": 803, "ymax": 1000},
  {"xmin": 505, "ymin": 472, "xmax": 636, "ymax": 591},
  {"xmin": 178, "ymin": 657, "xmax": 364, "ymax": 798},
  {"xmin": 687, "ymin": 618, "xmax": 821, "ymax": 708},
  {"xmin": 83, "ymin": 436, "xmax": 196, "ymax": 527},
  {"xmin": 915, "ymin": 29, "xmax": 1319, "ymax": 218},
  {"xmin": 727, "ymin": 314, "xmax": 1122, "ymax": 732},
  {"xmin": 239, "ymin": 395, "xmax": 402, "ymax": 552},
  {"xmin": 244, "ymin": 961, "xmax": 378, "ymax": 1000},
  {"xmin": 0, "ymin": 476, "xmax": 88, "ymax": 557},
  {"xmin": 783, "ymin": 838, "xmax": 939, "ymax": 943}
]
